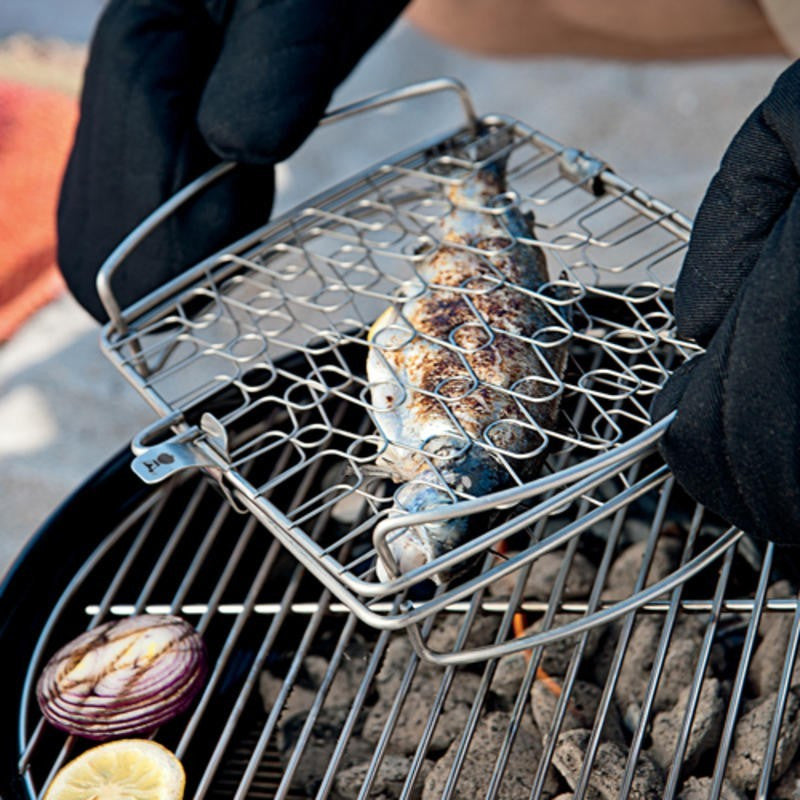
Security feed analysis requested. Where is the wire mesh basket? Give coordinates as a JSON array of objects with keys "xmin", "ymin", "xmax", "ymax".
[{"xmin": 98, "ymin": 78, "xmax": 713, "ymax": 660}]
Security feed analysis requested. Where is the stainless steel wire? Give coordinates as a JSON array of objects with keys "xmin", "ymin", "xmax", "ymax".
[{"xmin": 96, "ymin": 79, "xmax": 706, "ymax": 642}]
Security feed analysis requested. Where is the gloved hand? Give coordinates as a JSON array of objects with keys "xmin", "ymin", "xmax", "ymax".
[
  {"xmin": 58, "ymin": 0, "xmax": 408, "ymax": 322},
  {"xmin": 652, "ymin": 61, "xmax": 800, "ymax": 543}
]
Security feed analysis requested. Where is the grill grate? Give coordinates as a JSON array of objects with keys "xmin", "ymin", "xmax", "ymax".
[
  {"xmin": 96, "ymin": 79, "xmax": 703, "ymax": 641},
  {"xmin": 17, "ymin": 79, "xmax": 800, "ymax": 799},
  {"xmin": 15, "ymin": 391, "xmax": 800, "ymax": 800}
]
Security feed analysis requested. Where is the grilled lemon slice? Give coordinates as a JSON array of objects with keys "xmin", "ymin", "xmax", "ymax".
[{"xmin": 43, "ymin": 739, "xmax": 185, "ymax": 800}]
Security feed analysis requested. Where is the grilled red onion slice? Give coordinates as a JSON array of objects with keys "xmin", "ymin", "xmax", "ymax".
[{"xmin": 37, "ymin": 614, "xmax": 207, "ymax": 740}]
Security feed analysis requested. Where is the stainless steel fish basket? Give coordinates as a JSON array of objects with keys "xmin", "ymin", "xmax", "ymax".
[{"xmin": 98, "ymin": 78, "xmax": 717, "ymax": 663}]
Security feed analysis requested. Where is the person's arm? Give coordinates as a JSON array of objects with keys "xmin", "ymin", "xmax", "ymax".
[{"xmin": 405, "ymin": 0, "xmax": 784, "ymax": 59}]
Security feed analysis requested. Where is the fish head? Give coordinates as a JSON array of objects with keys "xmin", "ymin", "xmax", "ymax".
[{"xmin": 374, "ymin": 474, "xmax": 470, "ymax": 584}]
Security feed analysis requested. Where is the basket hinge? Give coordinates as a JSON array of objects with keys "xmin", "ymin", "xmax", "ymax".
[{"xmin": 130, "ymin": 412, "xmax": 249, "ymax": 512}]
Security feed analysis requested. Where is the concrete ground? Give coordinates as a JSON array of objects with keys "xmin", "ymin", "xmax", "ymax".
[{"xmin": 0, "ymin": 11, "xmax": 790, "ymax": 580}]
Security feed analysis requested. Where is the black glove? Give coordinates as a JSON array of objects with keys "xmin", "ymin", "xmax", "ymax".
[
  {"xmin": 652, "ymin": 61, "xmax": 800, "ymax": 543},
  {"xmin": 58, "ymin": 0, "xmax": 408, "ymax": 322}
]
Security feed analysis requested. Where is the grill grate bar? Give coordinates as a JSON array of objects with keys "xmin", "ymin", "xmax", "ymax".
[
  {"xmin": 489, "ymin": 454, "xmax": 607, "ymax": 797},
  {"xmin": 618, "ymin": 478, "xmax": 698, "ymax": 798},
  {"xmin": 710, "ymin": 542, "xmax": 774, "ymax": 799},
  {"xmin": 201, "ymin": 553, "xmax": 312, "ymax": 800},
  {"xmin": 194, "ymin": 507, "xmax": 260, "ymax": 637},
  {"xmin": 570, "ymin": 471, "xmax": 674, "ymax": 798},
  {"xmin": 193, "ymin": 410, "xmax": 346, "ymax": 798},
  {"xmin": 514, "ymin": 506, "xmax": 607, "ymax": 800},
  {"xmin": 189, "ymin": 420, "xmax": 299, "ymax": 639},
  {"xmin": 437, "ymin": 624, "xmax": 499, "ymax": 800},
  {"xmin": 90, "ymin": 489, "xmax": 172, "ymax": 627},
  {"xmin": 527, "ymin": 466, "xmax": 638, "ymax": 799},
  {"xmin": 314, "ymin": 612, "xmax": 399, "ymax": 800},
  {"xmin": 415, "ymin": 562, "xmax": 508, "ymax": 800},
  {"xmin": 756, "ymin": 589, "xmax": 800, "ymax": 799},
  {"xmin": 274, "ymin": 610, "xmax": 360, "ymax": 800},
  {"xmin": 503, "ymin": 540, "xmax": 589, "ymax": 800},
  {"xmin": 169, "ymin": 479, "xmax": 244, "ymax": 615},
  {"xmin": 663, "ymin": 535, "xmax": 737, "ymax": 799},
  {"xmin": 358, "ymin": 614, "xmax": 437, "ymax": 800},
  {"xmin": 241, "ymin": 583, "xmax": 334, "ymax": 800},
  {"xmin": 134, "ymin": 480, "xmax": 211, "ymax": 613},
  {"xmin": 175, "ymin": 527, "xmax": 282, "ymax": 762}
]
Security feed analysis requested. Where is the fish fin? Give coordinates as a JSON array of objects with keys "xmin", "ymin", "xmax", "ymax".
[
  {"xmin": 358, "ymin": 463, "xmax": 396, "ymax": 481},
  {"xmin": 367, "ymin": 305, "xmax": 399, "ymax": 343},
  {"xmin": 472, "ymin": 123, "xmax": 515, "ymax": 171},
  {"xmin": 523, "ymin": 209, "xmax": 536, "ymax": 231},
  {"xmin": 339, "ymin": 456, "xmax": 384, "ymax": 478}
]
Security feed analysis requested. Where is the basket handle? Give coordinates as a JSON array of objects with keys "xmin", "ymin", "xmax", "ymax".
[{"xmin": 96, "ymin": 77, "xmax": 478, "ymax": 335}]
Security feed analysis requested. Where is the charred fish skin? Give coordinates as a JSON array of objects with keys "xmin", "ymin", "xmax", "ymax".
[{"xmin": 367, "ymin": 128, "xmax": 570, "ymax": 583}]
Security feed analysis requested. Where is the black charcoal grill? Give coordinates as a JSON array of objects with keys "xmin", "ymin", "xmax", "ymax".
[
  {"xmin": 4, "ymin": 378, "xmax": 800, "ymax": 800},
  {"xmin": 3, "ymin": 80, "xmax": 800, "ymax": 800}
]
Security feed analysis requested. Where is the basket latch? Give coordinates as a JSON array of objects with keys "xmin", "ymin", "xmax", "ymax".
[{"xmin": 130, "ymin": 411, "xmax": 249, "ymax": 512}]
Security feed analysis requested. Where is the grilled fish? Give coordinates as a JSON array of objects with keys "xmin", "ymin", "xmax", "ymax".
[{"xmin": 366, "ymin": 130, "xmax": 570, "ymax": 583}]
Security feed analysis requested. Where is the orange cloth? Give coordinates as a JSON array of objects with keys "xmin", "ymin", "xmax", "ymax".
[{"xmin": 0, "ymin": 81, "xmax": 78, "ymax": 341}]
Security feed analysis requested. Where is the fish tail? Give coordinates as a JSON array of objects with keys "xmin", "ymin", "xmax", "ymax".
[
  {"xmin": 472, "ymin": 123, "xmax": 514, "ymax": 181},
  {"xmin": 446, "ymin": 124, "xmax": 515, "ymax": 211}
]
